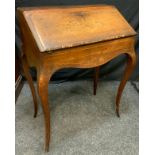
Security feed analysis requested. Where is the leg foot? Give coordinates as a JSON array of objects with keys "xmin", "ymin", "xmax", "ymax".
[{"xmin": 116, "ymin": 108, "xmax": 120, "ymax": 118}]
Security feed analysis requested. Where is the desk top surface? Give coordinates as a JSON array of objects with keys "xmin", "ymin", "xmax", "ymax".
[{"xmin": 19, "ymin": 5, "xmax": 136, "ymax": 52}]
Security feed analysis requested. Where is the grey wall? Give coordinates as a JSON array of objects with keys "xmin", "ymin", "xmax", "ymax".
[{"xmin": 15, "ymin": 0, "xmax": 139, "ymax": 82}]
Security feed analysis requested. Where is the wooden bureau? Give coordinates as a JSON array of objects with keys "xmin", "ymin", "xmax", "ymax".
[{"xmin": 17, "ymin": 5, "xmax": 137, "ymax": 151}]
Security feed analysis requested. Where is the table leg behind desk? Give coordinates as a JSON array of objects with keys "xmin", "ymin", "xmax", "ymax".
[{"xmin": 93, "ymin": 66, "xmax": 100, "ymax": 95}]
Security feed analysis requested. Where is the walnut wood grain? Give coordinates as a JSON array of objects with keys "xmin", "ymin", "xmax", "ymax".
[{"xmin": 17, "ymin": 5, "xmax": 137, "ymax": 152}]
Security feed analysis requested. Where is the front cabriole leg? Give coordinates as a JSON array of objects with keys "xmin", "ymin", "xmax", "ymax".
[
  {"xmin": 116, "ymin": 50, "xmax": 137, "ymax": 117},
  {"xmin": 37, "ymin": 66, "xmax": 55, "ymax": 152}
]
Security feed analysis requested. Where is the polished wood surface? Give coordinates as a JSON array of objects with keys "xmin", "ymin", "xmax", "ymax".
[
  {"xmin": 17, "ymin": 5, "xmax": 137, "ymax": 152},
  {"xmin": 19, "ymin": 5, "xmax": 136, "ymax": 52}
]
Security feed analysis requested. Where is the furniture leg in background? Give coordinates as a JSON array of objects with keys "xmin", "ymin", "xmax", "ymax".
[{"xmin": 93, "ymin": 66, "xmax": 100, "ymax": 95}]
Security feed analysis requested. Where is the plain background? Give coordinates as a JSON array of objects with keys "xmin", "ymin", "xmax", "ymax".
[{"xmin": 15, "ymin": 0, "xmax": 139, "ymax": 81}]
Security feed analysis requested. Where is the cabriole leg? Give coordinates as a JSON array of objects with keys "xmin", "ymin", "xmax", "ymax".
[
  {"xmin": 116, "ymin": 51, "xmax": 136, "ymax": 117},
  {"xmin": 22, "ymin": 56, "xmax": 38, "ymax": 117},
  {"xmin": 37, "ymin": 67, "xmax": 54, "ymax": 152}
]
